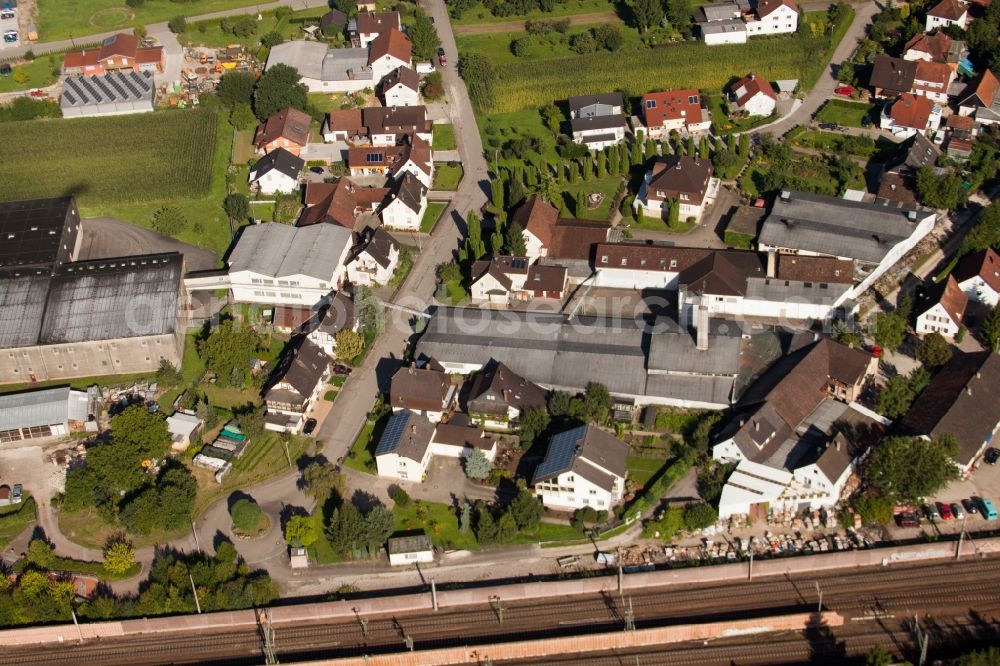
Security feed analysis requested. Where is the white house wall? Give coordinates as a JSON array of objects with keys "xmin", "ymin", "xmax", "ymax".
[{"xmin": 957, "ymin": 276, "xmax": 999, "ymax": 307}]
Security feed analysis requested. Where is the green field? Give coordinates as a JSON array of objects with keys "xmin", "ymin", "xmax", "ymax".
[
  {"xmin": 463, "ymin": 10, "xmax": 854, "ymax": 114},
  {"xmin": 0, "ymin": 53, "xmax": 61, "ymax": 93},
  {"xmin": 179, "ymin": 6, "xmax": 327, "ymax": 48},
  {"xmin": 0, "ymin": 109, "xmax": 218, "ymax": 205},
  {"xmin": 36, "ymin": 0, "xmax": 264, "ymax": 42},
  {"xmin": 421, "ymin": 202, "xmax": 447, "ymax": 233},
  {"xmin": 433, "ymin": 163, "xmax": 465, "ymax": 190},
  {"xmin": 626, "ymin": 457, "xmax": 664, "ymax": 486},
  {"xmin": 455, "ymin": 21, "xmax": 639, "ymax": 65},
  {"xmin": 432, "ymin": 123, "xmax": 457, "ymax": 151},
  {"xmin": 815, "ymin": 99, "xmax": 879, "ymax": 128},
  {"xmin": 454, "ymin": 0, "xmax": 614, "ymax": 25}
]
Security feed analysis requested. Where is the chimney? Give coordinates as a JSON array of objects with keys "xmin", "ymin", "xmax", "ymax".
[
  {"xmin": 410, "ymin": 424, "xmax": 417, "ymax": 434},
  {"xmin": 695, "ymin": 305, "xmax": 710, "ymax": 351},
  {"xmin": 966, "ymin": 386, "xmax": 972, "ymax": 396},
  {"xmin": 780, "ymin": 190, "xmax": 791, "ymax": 202},
  {"xmin": 754, "ymin": 421, "xmax": 760, "ymax": 432},
  {"xmin": 835, "ymin": 438, "xmax": 841, "ymax": 451},
  {"xmin": 766, "ymin": 250, "xmax": 777, "ymax": 279}
]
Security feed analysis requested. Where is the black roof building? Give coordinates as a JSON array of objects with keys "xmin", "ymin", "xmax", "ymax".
[{"xmin": 0, "ymin": 197, "xmax": 81, "ymax": 270}]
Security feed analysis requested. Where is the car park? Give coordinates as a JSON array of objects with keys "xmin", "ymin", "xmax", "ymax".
[
  {"xmin": 924, "ymin": 504, "xmax": 940, "ymax": 521},
  {"xmin": 951, "ymin": 503, "xmax": 965, "ymax": 520},
  {"xmin": 938, "ymin": 502, "xmax": 953, "ymax": 520},
  {"xmin": 985, "ymin": 448, "xmax": 1000, "ymax": 465},
  {"xmin": 962, "ymin": 498, "xmax": 979, "ymax": 515}
]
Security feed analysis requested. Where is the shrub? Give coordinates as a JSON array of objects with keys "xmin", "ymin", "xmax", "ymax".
[
  {"xmin": 168, "ymin": 16, "xmax": 187, "ymax": 34},
  {"xmin": 152, "ymin": 206, "xmax": 186, "ymax": 236},
  {"xmin": 390, "ymin": 486, "xmax": 411, "ymax": 507},
  {"xmin": 230, "ymin": 498, "xmax": 262, "ymax": 532}
]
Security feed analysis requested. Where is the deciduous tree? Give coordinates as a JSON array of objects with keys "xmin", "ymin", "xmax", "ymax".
[
  {"xmin": 916, "ymin": 331, "xmax": 953, "ymax": 367},
  {"xmin": 334, "ymin": 328, "xmax": 365, "ymax": 360},
  {"xmin": 110, "ymin": 406, "xmax": 170, "ymax": 460},
  {"xmin": 253, "ymin": 63, "xmax": 308, "ymax": 121},
  {"xmin": 865, "ymin": 435, "xmax": 960, "ymax": 504},
  {"xmin": 198, "ymin": 319, "xmax": 263, "ymax": 387},
  {"xmin": 284, "ymin": 515, "xmax": 318, "ymax": 547}
]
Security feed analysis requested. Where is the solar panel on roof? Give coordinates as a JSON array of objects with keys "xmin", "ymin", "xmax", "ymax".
[
  {"xmin": 65, "ymin": 78, "xmax": 90, "ymax": 103},
  {"xmin": 121, "ymin": 76, "xmax": 140, "ymax": 97},
  {"xmin": 107, "ymin": 76, "xmax": 128, "ymax": 98},
  {"xmin": 63, "ymin": 91, "xmax": 76, "ymax": 105},
  {"xmin": 91, "ymin": 76, "xmax": 115, "ymax": 100},
  {"xmin": 534, "ymin": 426, "xmax": 585, "ymax": 480},
  {"xmin": 374, "ymin": 411, "xmax": 410, "ymax": 455},
  {"xmin": 366, "ymin": 152, "xmax": 383, "ymax": 163}
]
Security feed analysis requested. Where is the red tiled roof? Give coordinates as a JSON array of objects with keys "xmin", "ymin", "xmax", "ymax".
[
  {"xmin": 273, "ymin": 305, "xmax": 313, "ymax": 331},
  {"xmin": 756, "ymin": 0, "xmax": 796, "ymax": 18},
  {"xmin": 889, "ymin": 93, "xmax": 935, "ymax": 130},
  {"xmin": 967, "ymin": 69, "xmax": 1000, "ymax": 108},
  {"xmin": 927, "ymin": 0, "xmax": 966, "ymax": 20},
  {"xmin": 547, "ymin": 220, "xmax": 610, "ymax": 260},
  {"xmin": 254, "ymin": 107, "xmax": 312, "ymax": 149},
  {"xmin": 326, "ymin": 108, "xmax": 365, "ymax": 137},
  {"xmin": 904, "ymin": 31, "xmax": 953, "ymax": 63},
  {"xmin": 952, "ymin": 248, "xmax": 1000, "ymax": 294},
  {"xmin": 299, "ymin": 178, "xmax": 388, "ymax": 229},
  {"xmin": 946, "ymin": 114, "xmax": 975, "ymax": 131},
  {"xmin": 98, "ymin": 33, "xmax": 138, "ymax": 60},
  {"xmin": 511, "ymin": 196, "xmax": 560, "ymax": 246},
  {"xmin": 62, "ymin": 49, "xmax": 100, "ymax": 70},
  {"xmin": 642, "ymin": 89, "xmax": 703, "ymax": 127},
  {"xmin": 348, "ymin": 144, "xmax": 402, "ymax": 169},
  {"xmin": 918, "ymin": 274, "xmax": 968, "ymax": 324},
  {"xmin": 729, "ymin": 73, "xmax": 777, "ymax": 108},
  {"xmin": 913, "ymin": 60, "xmax": 953, "ymax": 91},
  {"xmin": 356, "ymin": 11, "xmax": 400, "ymax": 34},
  {"xmin": 369, "ymin": 27, "xmax": 412, "ymax": 65},
  {"xmin": 134, "ymin": 47, "xmax": 164, "ymax": 64}
]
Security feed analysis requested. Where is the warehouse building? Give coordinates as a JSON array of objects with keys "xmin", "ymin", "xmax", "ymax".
[
  {"xmin": 0, "ymin": 387, "xmax": 92, "ymax": 444},
  {"xmin": 0, "ymin": 197, "xmax": 82, "ymax": 270},
  {"xmin": 60, "ymin": 70, "xmax": 155, "ymax": 118}
]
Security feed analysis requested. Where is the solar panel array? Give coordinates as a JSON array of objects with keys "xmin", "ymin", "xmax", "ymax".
[
  {"xmin": 374, "ymin": 411, "xmax": 410, "ymax": 456},
  {"xmin": 533, "ymin": 425, "xmax": 586, "ymax": 481},
  {"xmin": 60, "ymin": 70, "xmax": 154, "ymax": 109},
  {"xmin": 366, "ymin": 152, "xmax": 384, "ymax": 164}
]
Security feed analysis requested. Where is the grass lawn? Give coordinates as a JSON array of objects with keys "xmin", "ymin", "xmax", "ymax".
[
  {"xmin": 481, "ymin": 108, "xmax": 562, "ymax": 168},
  {"xmin": 0, "ymin": 54, "xmax": 60, "ymax": 93},
  {"xmin": 14, "ymin": 550, "xmax": 142, "ymax": 581},
  {"xmin": 558, "ymin": 174, "xmax": 623, "ymax": 222},
  {"xmin": 179, "ymin": 6, "xmax": 327, "ymax": 48},
  {"xmin": 344, "ymin": 413, "xmax": 387, "ymax": 474},
  {"xmin": 307, "ymin": 92, "xmax": 352, "ymax": 115},
  {"xmin": 330, "ymin": 375, "xmax": 347, "ymax": 388},
  {"xmin": 306, "ymin": 514, "xmax": 342, "ymax": 564},
  {"xmin": 81, "ymin": 109, "xmax": 234, "ymax": 257},
  {"xmin": 420, "ymin": 202, "xmax": 447, "ymax": 233},
  {"xmin": 626, "ymin": 457, "xmax": 664, "ymax": 487},
  {"xmin": 59, "ymin": 506, "xmax": 188, "ymax": 550},
  {"xmin": 706, "ymin": 94, "xmax": 776, "ymax": 134},
  {"xmin": 324, "ymin": 390, "xmax": 340, "ymax": 402},
  {"xmin": 630, "ymin": 212, "xmax": 696, "ymax": 234},
  {"xmin": 456, "ymin": 20, "xmax": 638, "ymax": 66},
  {"xmin": 454, "ymin": 0, "xmax": 614, "ymax": 25},
  {"xmin": 724, "ymin": 230, "xmax": 756, "ymax": 249},
  {"xmin": 815, "ymin": 100, "xmax": 878, "ymax": 128},
  {"xmin": 446, "ymin": 281, "xmax": 469, "ymax": 304},
  {"xmin": 0, "ymin": 496, "xmax": 36, "ymax": 548},
  {"xmin": 433, "ymin": 123, "xmax": 457, "ymax": 151},
  {"xmin": 788, "ymin": 128, "xmax": 896, "ymax": 161},
  {"xmin": 433, "ymin": 163, "xmax": 464, "ymax": 190},
  {"xmin": 36, "ymin": 0, "xmax": 267, "ymax": 42}
]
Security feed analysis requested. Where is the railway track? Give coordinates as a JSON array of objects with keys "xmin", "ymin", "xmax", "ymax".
[{"xmin": 3, "ymin": 557, "xmax": 999, "ymax": 665}]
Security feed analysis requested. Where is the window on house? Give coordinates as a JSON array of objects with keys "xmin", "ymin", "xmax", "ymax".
[
  {"xmin": 679, "ymin": 194, "xmax": 689, "ymax": 201},
  {"xmin": 688, "ymin": 95, "xmax": 698, "ymax": 104},
  {"xmin": 645, "ymin": 99, "xmax": 656, "ymax": 109},
  {"xmin": 669, "ymin": 259, "xmax": 677, "ymax": 268},
  {"xmin": 621, "ymin": 258, "xmax": 627, "ymax": 266},
  {"xmin": 601, "ymin": 255, "xmax": 608, "ymax": 263}
]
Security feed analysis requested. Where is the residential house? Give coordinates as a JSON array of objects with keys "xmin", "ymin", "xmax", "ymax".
[
  {"xmin": 248, "ymin": 148, "xmax": 304, "ymax": 195},
  {"xmin": 712, "ymin": 338, "xmax": 878, "ymax": 519},
  {"xmin": 226, "ymin": 223, "xmax": 354, "ymax": 306},
  {"xmin": 697, "ymin": 0, "xmax": 796, "ymax": 44},
  {"xmin": 387, "ymin": 534, "xmax": 433, "ymax": 565},
  {"xmin": 911, "ymin": 60, "xmax": 955, "ymax": 103},
  {"xmin": 264, "ymin": 33, "xmax": 410, "ymax": 93},
  {"xmin": 880, "ymin": 92, "xmax": 941, "ymax": 137},
  {"xmin": 253, "ymin": 107, "xmax": 312, "ymax": 156},
  {"xmin": 634, "ymin": 155, "xmax": 718, "ymax": 224},
  {"xmin": 62, "ymin": 33, "xmax": 164, "ymax": 76},
  {"xmin": 945, "ymin": 113, "xmax": 977, "ymax": 160},
  {"xmin": 350, "ymin": 11, "xmax": 401, "ymax": 48},
  {"xmin": 640, "ymin": 89, "xmax": 712, "ymax": 138},
  {"xmin": 348, "ymin": 134, "xmax": 433, "ymax": 187},
  {"xmin": 374, "ymin": 410, "xmax": 435, "ymax": 480},
  {"xmin": 319, "ymin": 9, "xmax": 348, "ymax": 36},
  {"xmin": 903, "ymin": 31, "xmax": 964, "ymax": 67},
  {"xmin": 899, "ymin": 351, "xmax": 1000, "ymax": 472},
  {"xmin": 757, "ymin": 190, "xmax": 937, "ymax": 301},
  {"xmin": 745, "ymin": 0, "xmax": 798, "ymax": 36},
  {"xmin": 728, "ymin": 73, "xmax": 777, "ymax": 117},
  {"xmin": 876, "ymin": 133, "xmax": 940, "ymax": 206},
  {"xmin": 166, "ymin": 412, "xmax": 202, "ymax": 453},
  {"xmin": 389, "ymin": 364, "xmax": 457, "ymax": 422},
  {"xmin": 430, "ymin": 413, "xmax": 499, "ymax": 462},
  {"xmin": 945, "ymin": 135, "xmax": 975, "ymax": 161},
  {"xmin": 466, "ymin": 359, "xmax": 548, "ymax": 431},
  {"xmin": 345, "ymin": 226, "xmax": 401, "ymax": 286},
  {"xmin": 701, "ymin": 18, "xmax": 749, "ymax": 45},
  {"xmin": 380, "ymin": 171, "xmax": 428, "ymax": 230},
  {"xmin": 952, "ymin": 248, "xmax": 1000, "ymax": 306},
  {"xmin": 322, "ymin": 108, "xmax": 365, "ymax": 143},
  {"xmin": 925, "ymin": 0, "xmax": 968, "ymax": 32},
  {"xmin": 532, "ymin": 424, "xmax": 629, "ymax": 511},
  {"xmin": 957, "ymin": 69, "xmax": 1000, "ymax": 126},
  {"xmin": 869, "ymin": 55, "xmax": 917, "ymax": 98},
  {"xmin": 368, "ymin": 28, "xmax": 414, "ymax": 82},
  {"xmin": 264, "ymin": 338, "xmax": 331, "ymax": 433},
  {"xmin": 568, "ymin": 92, "xmax": 625, "ymax": 119},
  {"xmin": 510, "ymin": 196, "xmax": 611, "ymax": 263},
  {"xmin": 305, "ymin": 290, "xmax": 358, "ymax": 357},
  {"xmin": 0, "ymin": 387, "xmax": 90, "ymax": 444},
  {"xmin": 324, "ymin": 105, "xmax": 433, "ymax": 145},
  {"xmin": 570, "ymin": 115, "xmax": 628, "ymax": 150},
  {"xmin": 916, "ymin": 274, "xmax": 968, "ymax": 338},
  {"xmin": 298, "ymin": 178, "xmax": 387, "ymax": 230},
  {"xmin": 415, "ymin": 307, "xmax": 746, "ymax": 409},
  {"xmin": 380, "ymin": 66, "xmax": 421, "ymax": 107},
  {"xmin": 469, "ymin": 255, "xmax": 568, "ymax": 303}
]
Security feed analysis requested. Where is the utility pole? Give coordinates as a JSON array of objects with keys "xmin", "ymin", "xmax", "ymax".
[
  {"xmin": 260, "ymin": 608, "xmax": 278, "ymax": 665},
  {"xmin": 914, "ymin": 614, "xmax": 929, "ymax": 666},
  {"xmin": 956, "ymin": 516, "xmax": 967, "ymax": 560},
  {"xmin": 490, "ymin": 595, "xmax": 504, "ymax": 625},
  {"xmin": 71, "ymin": 609, "xmax": 84, "ymax": 643},
  {"xmin": 624, "ymin": 597, "xmax": 635, "ymax": 632},
  {"xmin": 431, "ymin": 579, "xmax": 438, "ymax": 611},
  {"xmin": 190, "ymin": 574, "xmax": 202, "ymax": 614},
  {"xmin": 618, "ymin": 561, "xmax": 623, "ymax": 594},
  {"xmin": 354, "ymin": 609, "xmax": 369, "ymax": 638},
  {"xmin": 748, "ymin": 550, "xmax": 754, "ymax": 582},
  {"xmin": 815, "ymin": 581, "xmax": 823, "ymax": 614},
  {"xmin": 191, "ymin": 521, "xmax": 201, "ymax": 551}
]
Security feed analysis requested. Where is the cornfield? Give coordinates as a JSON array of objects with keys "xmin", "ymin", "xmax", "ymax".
[
  {"xmin": 484, "ymin": 19, "xmax": 851, "ymax": 114},
  {"xmin": 0, "ymin": 108, "xmax": 219, "ymax": 204}
]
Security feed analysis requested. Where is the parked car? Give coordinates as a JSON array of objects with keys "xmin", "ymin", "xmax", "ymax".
[
  {"xmin": 979, "ymin": 498, "xmax": 998, "ymax": 520},
  {"xmin": 951, "ymin": 503, "xmax": 965, "ymax": 520},
  {"xmin": 985, "ymin": 447, "xmax": 1000, "ymax": 465},
  {"xmin": 923, "ymin": 503, "xmax": 940, "ymax": 521},
  {"xmin": 818, "ymin": 122, "xmax": 840, "ymax": 130},
  {"xmin": 309, "ymin": 166, "xmax": 324, "ymax": 174},
  {"xmin": 938, "ymin": 502, "xmax": 953, "ymax": 520},
  {"xmin": 896, "ymin": 512, "xmax": 920, "ymax": 528},
  {"xmin": 962, "ymin": 498, "xmax": 979, "ymax": 515},
  {"xmin": 437, "ymin": 47, "xmax": 447, "ymax": 66},
  {"xmin": 303, "ymin": 418, "xmax": 317, "ymax": 435},
  {"xmin": 0, "ymin": 63, "xmax": 10, "ymax": 76},
  {"xmin": 834, "ymin": 85, "xmax": 854, "ymax": 97},
  {"xmin": 11, "ymin": 484, "xmax": 21, "ymax": 504}
]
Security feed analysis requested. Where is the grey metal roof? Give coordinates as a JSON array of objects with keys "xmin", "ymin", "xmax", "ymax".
[
  {"xmin": 250, "ymin": 147, "xmax": 304, "ymax": 182},
  {"xmin": 646, "ymin": 316, "xmax": 742, "ymax": 375},
  {"xmin": 567, "ymin": 92, "xmax": 624, "ymax": 113},
  {"xmin": 700, "ymin": 18, "xmax": 746, "ymax": 34},
  {"xmin": 0, "ymin": 387, "xmax": 78, "ymax": 430},
  {"xmin": 228, "ymin": 223, "xmax": 353, "ymax": 281},
  {"xmin": 759, "ymin": 191, "xmax": 930, "ymax": 263},
  {"xmin": 41, "ymin": 253, "xmax": 182, "ymax": 344},
  {"xmin": 60, "ymin": 70, "xmax": 154, "ymax": 110},
  {"xmin": 701, "ymin": 2, "xmax": 740, "ymax": 21},
  {"xmin": 0, "ymin": 270, "xmax": 48, "ymax": 347},
  {"xmin": 744, "ymin": 277, "xmax": 851, "ymax": 305},
  {"xmin": 266, "ymin": 41, "xmax": 373, "ymax": 82},
  {"xmin": 570, "ymin": 115, "xmax": 627, "ymax": 133}
]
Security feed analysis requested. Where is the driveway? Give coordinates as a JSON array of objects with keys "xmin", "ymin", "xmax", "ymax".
[
  {"xmin": 148, "ymin": 23, "xmax": 182, "ymax": 87},
  {"xmin": 762, "ymin": 1, "xmax": 881, "ymax": 137},
  {"xmin": 78, "ymin": 217, "xmax": 219, "ymax": 271}
]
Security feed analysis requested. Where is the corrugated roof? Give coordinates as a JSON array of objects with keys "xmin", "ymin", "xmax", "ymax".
[
  {"xmin": 0, "ymin": 387, "xmax": 79, "ymax": 430},
  {"xmin": 228, "ymin": 223, "xmax": 353, "ymax": 281}
]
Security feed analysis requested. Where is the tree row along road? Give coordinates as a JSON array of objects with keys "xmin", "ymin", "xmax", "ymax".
[{"xmin": 4, "ymin": 557, "xmax": 999, "ymax": 665}]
